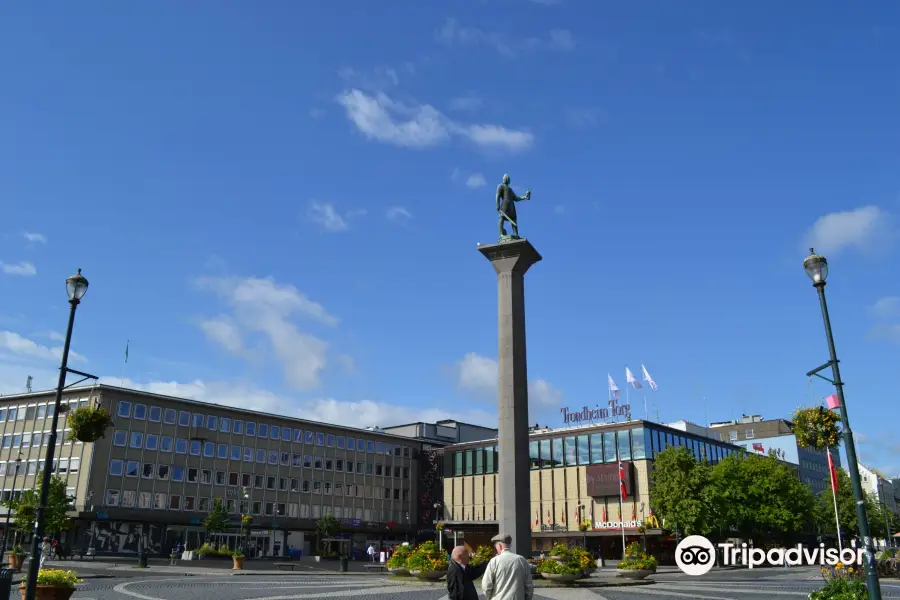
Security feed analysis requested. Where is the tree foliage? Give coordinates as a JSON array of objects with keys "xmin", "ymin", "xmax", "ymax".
[
  {"xmin": 815, "ymin": 468, "xmax": 900, "ymax": 540},
  {"xmin": 203, "ymin": 499, "xmax": 229, "ymax": 534},
  {"xmin": 1, "ymin": 474, "xmax": 74, "ymax": 535},
  {"xmin": 315, "ymin": 514, "xmax": 341, "ymax": 555},
  {"xmin": 649, "ymin": 446, "xmax": 713, "ymax": 536}
]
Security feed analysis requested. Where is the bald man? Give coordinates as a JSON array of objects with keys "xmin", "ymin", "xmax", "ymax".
[{"xmin": 446, "ymin": 545, "xmax": 488, "ymax": 600}]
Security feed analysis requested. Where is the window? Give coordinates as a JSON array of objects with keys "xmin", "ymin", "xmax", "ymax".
[
  {"xmin": 347, "ymin": 461, "xmax": 354, "ymax": 473},
  {"xmin": 269, "ymin": 451, "xmax": 278, "ymax": 465},
  {"xmin": 161, "ymin": 436, "xmax": 173, "ymax": 452},
  {"xmin": 254, "ymin": 474, "xmax": 264, "ymax": 488},
  {"xmin": 232, "ymin": 445, "xmax": 241, "ymax": 460},
  {"xmin": 130, "ymin": 432, "xmax": 143, "ymax": 448},
  {"xmin": 271, "ymin": 425, "xmax": 280, "ymax": 440},
  {"xmin": 393, "ymin": 465, "xmax": 400, "ymax": 477},
  {"xmin": 193, "ymin": 413, "xmax": 204, "ymax": 428},
  {"xmin": 279, "ymin": 477, "xmax": 288, "ymax": 491},
  {"xmin": 251, "ymin": 501, "xmax": 261, "ymax": 515},
  {"xmin": 149, "ymin": 406, "xmax": 162, "ymax": 422},
  {"xmin": 551, "ymin": 438, "xmax": 563, "ymax": 467},
  {"xmin": 233, "ymin": 420, "xmax": 243, "ymax": 434},
  {"xmin": 170, "ymin": 495, "xmax": 181, "ymax": 510},
  {"xmin": 336, "ymin": 436, "xmax": 344, "ymax": 449},
  {"xmin": 109, "ymin": 459, "xmax": 123, "ymax": 476},
  {"xmin": 201, "ymin": 469, "xmax": 212, "ymax": 484},
  {"xmin": 345, "ymin": 435, "xmax": 354, "ymax": 450},
  {"xmin": 126, "ymin": 461, "xmax": 139, "ymax": 477},
  {"xmin": 302, "ymin": 480, "xmax": 310, "ymax": 493},
  {"xmin": 184, "ymin": 497, "xmax": 195, "ymax": 511},
  {"xmin": 163, "ymin": 408, "xmax": 176, "ymax": 424},
  {"xmin": 244, "ymin": 447, "xmax": 254, "ymax": 462},
  {"xmin": 306, "ymin": 431, "xmax": 315, "ymax": 444},
  {"xmin": 172, "ymin": 466, "xmax": 184, "ymax": 482},
  {"xmin": 157, "ymin": 465, "xmax": 169, "ymax": 480},
  {"xmin": 745, "ymin": 428, "xmax": 754, "ymax": 439},
  {"xmin": 291, "ymin": 478, "xmax": 299, "ymax": 491},
  {"xmin": 314, "ymin": 456, "xmax": 322, "ymax": 469},
  {"xmin": 367, "ymin": 440, "xmax": 375, "ymax": 453},
  {"xmin": 204, "ymin": 441, "xmax": 215, "ymax": 457},
  {"xmin": 259, "ymin": 424, "xmax": 268, "ymax": 438},
  {"xmin": 179, "ymin": 411, "xmax": 190, "ymax": 426},
  {"xmin": 105, "ymin": 489, "xmax": 120, "ymax": 506},
  {"xmin": 121, "ymin": 491, "xmax": 135, "ymax": 508},
  {"xmin": 376, "ymin": 464, "xmax": 383, "ymax": 476},
  {"xmin": 325, "ymin": 459, "xmax": 333, "ymax": 471},
  {"xmin": 215, "ymin": 471, "xmax": 226, "ymax": 485},
  {"xmin": 529, "ymin": 441, "xmax": 539, "ymax": 469},
  {"xmin": 324, "ymin": 482, "xmax": 332, "ymax": 495},
  {"xmin": 133, "ymin": 404, "xmax": 147, "ymax": 420},
  {"xmin": 267, "ymin": 476, "xmax": 276, "ymax": 490},
  {"xmin": 564, "ymin": 437, "xmax": 578, "ymax": 466},
  {"xmin": 217, "ymin": 444, "xmax": 228, "ymax": 459},
  {"xmin": 189, "ymin": 440, "xmax": 201, "ymax": 455},
  {"xmin": 199, "ymin": 498, "xmax": 209, "ymax": 511},
  {"xmin": 146, "ymin": 434, "xmax": 158, "ymax": 450},
  {"xmin": 282, "ymin": 427, "xmax": 292, "ymax": 442},
  {"xmin": 631, "ymin": 428, "xmax": 646, "ymax": 459},
  {"xmin": 303, "ymin": 455, "xmax": 312, "ymax": 468},
  {"xmin": 313, "ymin": 481, "xmax": 321, "ymax": 494},
  {"xmin": 603, "ymin": 432, "xmax": 617, "ymax": 463},
  {"xmin": 335, "ymin": 459, "xmax": 343, "ymax": 472},
  {"xmin": 294, "ymin": 429, "xmax": 304, "ymax": 443},
  {"xmin": 220, "ymin": 417, "xmax": 231, "ymax": 433},
  {"xmin": 256, "ymin": 449, "xmax": 265, "ymax": 463},
  {"xmin": 729, "ymin": 430, "xmax": 738, "ymax": 442},
  {"xmin": 617, "ymin": 429, "xmax": 632, "ymax": 461},
  {"xmin": 117, "ymin": 401, "xmax": 132, "ymax": 418},
  {"xmin": 114, "ymin": 430, "xmax": 127, "ymax": 447},
  {"xmin": 206, "ymin": 415, "xmax": 217, "ymax": 431},
  {"xmin": 142, "ymin": 463, "xmax": 154, "ymax": 479},
  {"xmin": 242, "ymin": 473, "xmax": 251, "ymax": 487},
  {"xmin": 246, "ymin": 422, "xmax": 256, "ymax": 436},
  {"xmin": 403, "ymin": 466, "xmax": 410, "ymax": 479}
]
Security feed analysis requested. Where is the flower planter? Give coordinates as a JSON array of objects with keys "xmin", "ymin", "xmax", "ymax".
[
  {"xmin": 232, "ymin": 557, "xmax": 245, "ymax": 570},
  {"xmin": 583, "ymin": 566, "xmax": 597, "ymax": 576},
  {"xmin": 550, "ymin": 556, "xmax": 568, "ymax": 564},
  {"xmin": 9, "ymin": 555, "xmax": 25, "ymax": 570},
  {"xmin": 65, "ymin": 406, "xmax": 115, "ymax": 443},
  {"xmin": 410, "ymin": 570, "xmax": 447, "ymax": 580},
  {"xmin": 181, "ymin": 551, "xmax": 196, "ymax": 560},
  {"xmin": 616, "ymin": 568, "xmax": 655, "ymax": 580},
  {"xmin": 387, "ymin": 567, "xmax": 410, "ymax": 576},
  {"xmin": 19, "ymin": 585, "xmax": 75, "ymax": 600},
  {"xmin": 541, "ymin": 573, "xmax": 582, "ymax": 583}
]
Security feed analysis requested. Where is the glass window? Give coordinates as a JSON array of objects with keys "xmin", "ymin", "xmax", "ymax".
[
  {"xmin": 109, "ymin": 459, "xmax": 123, "ymax": 476},
  {"xmin": 486, "ymin": 447, "xmax": 495, "ymax": 473},
  {"xmin": 283, "ymin": 427, "xmax": 292, "ymax": 442},
  {"xmin": 295, "ymin": 429, "xmax": 304, "ymax": 443},
  {"xmin": 357, "ymin": 438, "xmax": 365, "ymax": 451},
  {"xmin": 193, "ymin": 413, "xmax": 204, "ymax": 428},
  {"xmin": 118, "ymin": 401, "xmax": 132, "ymax": 418},
  {"xmin": 233, "ymin": 420, "xmax": 243, "ymax": 434},
  {"xmin": 133, "ymin": 404, "xmax": 146, "ymax": 420},
  {"xmin": 318, "ymin": 433, "xmax": 326, "ymax": 447},
  {"xmin": 172, "ymin": 466, "xmax": 184, "ymax": 481},
  {"xmin": 218, "ymin": 444, "xmax": 228, "ymax": 459},
  {"xmin": 577, "ymin": 435, "xmax": 590, "ymax": 464},
  {"xmin": 179, "ymin": 411, "xmax": 190, "ymax": 426},
  {"xmin": 269, "ymin": 450, "xmax": 278, "ymax": 465},
  {"xmin": 631, "ymin": 428, "xmax": 646, "ymax": 459},
  {"xmin": 564, "ymin": 437, "xmax": 577, "ymax": 466},
  {"xmin": 231, "ymin": 445, "xmax": 241, "ymax": 460},
  {"xmin": 454, "ymin": 452, "xmax": 463, "ymax": 476},
  {"xmin": 259, "ymin": 424, "xmax": 268, "ymax": 438},
  {"xmin": 336, "ymin": 436, "xmax": 344, "ymax": 449},
  {"xmin": 125, "ymin": 461, "xmax": 139, "ymax": 477},
  {"xmin": 130, "ymin": 432, "xmax": 143, "ymax": 449},
  {"xmin": 327, "ymin": 434, "xmax": 335, "ymax": 447},
  {"xmin": 164, "ymin": 408, "xmax": 176, "ymax": 424},
  {"xmin": 220, "ymin": 417, "xmax": 231, "ymax": 433},
  {"xmin": 189, "ymin": 440, "xmax": 201, "ymax": 455},
  {"xmin": 157, "ymin": 465, "xmax": 169, "ymax": 480},
  {"xmin": 617, "ymin": 429, "xmax": 631, "ymax": 461},
  {"xmin": 529, "ymin": 441, "xmax": 540, "ymax": 469},
  {"xmin": 475, "ymin": 448, "xmax": 484, "ymax": 474},
  {"xmin": 464, "ymin": 450, "xmax": 473, "ymax": 475},
  {"xmin": 246, "ymin": 422, "xmax": 256, "ymax": 436},
  {"xmin": 203, "ymin": 441, "xmax": 215, "ymax": 457},
  {"xmin": 256, "ymin": 449, "xmax": 266, "ymax": 463},
  {"xmin": 271, "ymin": 425, "xmax": 280, "ymax": 440},
  {"xmin": 603, "ymin": 432, "xmax": 617, "ymax": 462},
  {"xmin": 145, "ymin": 434, "xmax": 158, "ymax": 450},
  {"xmin": 206, "ymin": 415, "xmax": 217, "ymax": 431},
  {"xmin": 589, "ymin": 433, "xmax": 603, "ymax": 463},
  {"xmin": 551, "ymin": 438, "xmax": 563, "ymax": 467},
  {"xmin": 367, "ymin": 440, "xmax": 375, "ymax": 453},
  {"xmin": 539, "ymin": 439, "xmax": 552, "ymax": 468},
  {"xmin": 149, "ymin": 406, "xmax": 162, "ymax": 422},
  {"xmin": 113, "ymin": 430, "xmax": 127, "ymax": 447},
  {"xmin": 244, "ymin": 447, "xmax": 253, "ymax": 461},
  {"xmin": 306, "ymin": 431, "xmax": 315, "ymax": 444}
]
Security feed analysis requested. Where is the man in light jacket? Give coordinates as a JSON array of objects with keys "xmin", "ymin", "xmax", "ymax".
[{"xmin": 481, "ymin": 533, "xmax": 534, "ymax": 600}]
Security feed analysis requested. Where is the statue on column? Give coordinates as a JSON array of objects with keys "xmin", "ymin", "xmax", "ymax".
[{"xmin": 496, "ymin": 174, "xmax": 531, "ymax": 241}]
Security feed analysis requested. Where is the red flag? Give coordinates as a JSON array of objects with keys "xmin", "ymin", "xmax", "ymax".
[
  {"xmin": 602, "ymin": 506, "xmax": 607, "ymax": 521},
  {"xmin": 826, "ymin": 394, "xmax": 840, "ymax": 410},
  {"xmin": 827, "ymin": 448, "xmax": 839, "ymax": 492},
  {"xmin": 561, "ymin": 509, "xmax": 566, "ymax": 523},
  {"xmin": 618, "ymin": 461, "xmax": 628, "ymax": 500},
  {"xmin": 574, "ymin": 506, "xmax": 580, "ymax": 523},
  {"xmin": 547, "ymin": 510, "xmax": 551, "ymax": 525},
  {"xmin": 535, "ymin": 511, "xmax": 539, "ymax": 526}
]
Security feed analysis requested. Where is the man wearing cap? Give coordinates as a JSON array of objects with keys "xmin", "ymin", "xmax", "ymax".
[
  {"xmin": 446, "ymin": 546, "xmax": 488, "ymax": 600},
  {"xmin": 481, "ymin": 533, "xmax": 534, "ymax": 600}
]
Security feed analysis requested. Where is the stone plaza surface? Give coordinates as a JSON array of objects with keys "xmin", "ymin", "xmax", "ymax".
[{"xmin": 47, "ymin": 561, "xmax": 900, "ymax": 600}]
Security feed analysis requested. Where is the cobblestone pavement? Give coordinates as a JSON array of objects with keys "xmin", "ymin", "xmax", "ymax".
[{"xmin": 67, "ymin": 568, "xmax": 900, "ymax": 600}]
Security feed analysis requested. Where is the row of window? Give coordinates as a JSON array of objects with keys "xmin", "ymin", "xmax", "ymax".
[
  {"xmin": 103, "ymin": 489, "xmax": 406, "ymax": 522},
  {"xmin": 0, "ymin": 399, "xmax": 89, "ymax": 423},
  {"xmin": 108, "ymin": 459, "xmax": 410, "ymax": 499},
  {"xmin": 116, "ymin": 401, "xmax": 410, "ymax": 458},
  {"xmin": 719, "ymin": 428, "xmax": 755, "ymax": 442},
  {"xmin": 0, "ymin": 458, "xmax": 80, "ymax": 476},
  {"xmin": 450, "ymin": 427, "xmax": 741, "ymax": 476},
  {"xmin": 2, "ymin": 430, "xmax": 81, "ymax": 449}
]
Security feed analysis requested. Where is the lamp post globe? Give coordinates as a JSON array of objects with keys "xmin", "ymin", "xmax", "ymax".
[
  {"xmin": 66, "ymin": 268, "xmax": 89, "ymax": 302},
  {"xmin": 803, "ymin": 248, "xmax": 828, "ymax": 285}
]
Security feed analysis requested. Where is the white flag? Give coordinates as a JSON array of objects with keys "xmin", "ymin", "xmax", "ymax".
[
  {"xmin": 607, "ymin": 374, "xmax": 619, "ymax": 392},
  {"xmin": 641, "ymin": 364, "xmax": 658, "ymax": 391},
  {"xmin": 625, "ymin": 367, "xmax": 643, "ymax": 390}
]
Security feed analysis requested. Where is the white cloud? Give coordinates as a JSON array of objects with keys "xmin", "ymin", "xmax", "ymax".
[
  {"xmin": 198, "ymin": 316, "xmax": 249, "ymax": 357},
  {"xmin": 386, "ymin": 206, "xmax": 413, "ymax": 223},
  {"xmin": 0, "ymin": 331, "xmax": 86, "ymax": 363},
  {"xmin": 435, "ymin": 18, "xmax": 575, "ymax": 58},
  {"xmin": 868, "ymin": 296, "xmax": 900, "ymax": 319},
  {"xmin": 466, "ymin": 173, "xmax": 487, "ymax": 189},
  {"xmin": 456, "ymin": 352, "xmax": 562, "ymax": 407},
  {"xmin": 195, "ymin": 276, "xmax": 338, "ymax": 390},
  {"xmin": 302, "ymin": 397, "xmax": 496, "ymax": 430},
  {"xmin": 336, "ymin": 89, "xmax": 533, "ymax": 152},
  {"xmin": 1, "ymin": 262, "xmax": 37, "ymax": 276},
  {"xmin": 805, "ymin": 205, "xmax": 892, "ymax": 256},
  {"xmin": 23, "ymin": 232, "xmax": 46, "ymax": 244},
  {"xmin": 449, "ymin": 93, "xmax": 482, "ymax": 112},
  {"xmin": 308, "ymin": 201, "xmax": 350, "ymax": 232},
  {"xmin": 39, "ymin": 331, "xmax": 65, "ymax": 342},
  {"xmin": 868, "ymin": 323, "xmax": 900, "ymax": 343}
]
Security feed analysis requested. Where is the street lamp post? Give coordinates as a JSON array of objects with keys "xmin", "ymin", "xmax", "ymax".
[
  {"xmin": 803, "ymin": 249, "xmax": 881, "ymax": 600},
  {"xmin": 1, "ymin": 456, "xmax": 23, "ymax": 562},
  {"xmin": 23, "ymin": 269, "xmax": 89, "ymax": 600},
  {"xmin": 579, "ymin": 504, "xmax": 587, "ymax": 549},
  {"xmin": 639, "ymin": 502, "xmax": 647, "ymax": 552},
  {"xmin": 433, "ymin": 502, "xmax": 442, "ymax": 551},
  {"xmin": 239, "ymin": 488, "xmax": 249, "ymax": 553}
]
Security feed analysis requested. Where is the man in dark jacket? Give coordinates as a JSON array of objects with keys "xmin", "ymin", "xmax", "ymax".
[{"xmin": 447, "ymin": 545, "xmax": 488, "ymax": 600}]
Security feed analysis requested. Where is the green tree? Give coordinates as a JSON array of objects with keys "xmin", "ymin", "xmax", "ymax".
[
  {"xmin": 315, "ymin": 514, "xmax": 341, "ymax": 556},
  {"xmin": 203, "ymin": 499, "xmax": 229, "ymax": 535},
  {"xmin": 649, "ymin": 446, "xmax": 713, "ymax": 536},
  {"xmin": 1, "ymin": 474, "xmax": 74, "ymax": 537}
]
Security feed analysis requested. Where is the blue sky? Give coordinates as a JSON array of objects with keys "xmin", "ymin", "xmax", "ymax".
[{"xmin": 1, "ymin": 2, "xmax": 898, "ymax": 475}]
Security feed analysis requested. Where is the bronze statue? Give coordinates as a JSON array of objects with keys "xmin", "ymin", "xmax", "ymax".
[{"xmin": 496, "ymin": 174, "xmax": 531, "ymax": 241}]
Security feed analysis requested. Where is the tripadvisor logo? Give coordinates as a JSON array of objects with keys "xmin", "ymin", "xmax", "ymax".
[{"xmin": 675, "ymin": 535, "xmax": 865, "ymax": 575}]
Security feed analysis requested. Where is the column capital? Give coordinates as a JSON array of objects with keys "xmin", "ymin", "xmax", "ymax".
[{"xmin": 478, "ymin": 238, "xmax": 542, "ymax": 275}]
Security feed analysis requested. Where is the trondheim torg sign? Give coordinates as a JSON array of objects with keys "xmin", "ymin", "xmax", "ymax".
[{"xmin": 560, "ymin": 400, "xmax": 631, "ymax": 425}]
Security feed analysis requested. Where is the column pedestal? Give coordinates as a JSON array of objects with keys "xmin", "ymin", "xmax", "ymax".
[{"xmin": 478, "ymin": 238, "xmax": 542, "ymax": 556}]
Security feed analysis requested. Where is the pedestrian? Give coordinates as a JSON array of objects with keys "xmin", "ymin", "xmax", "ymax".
[
  {"xmin": 447, "ymin": 545, "xmax": 487, "ymax": 600},
  {"xmin": 40, "ymin": 537, "xmax": 52, "ymax": 569},
  {"xmin": 367, "ymin": 544, "xmax": 376, "ymax": 562},
  {"xmin": 481, "ymin": 533, "xmax": 534, "ymax": 600}
]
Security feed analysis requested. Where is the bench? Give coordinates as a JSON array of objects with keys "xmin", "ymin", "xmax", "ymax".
[
  {"xmin": 364, "ymin": 564, "xmax": 387, "ymax": 573},
  {"xmin": 274, "ymin": 563, "xmax": 299, "ymax": 571}
]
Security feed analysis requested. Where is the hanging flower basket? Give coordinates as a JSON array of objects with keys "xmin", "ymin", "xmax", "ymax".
[
  {"xmin": 65, "ymin": 406, "xmax": 116, "ymax": 443},
  {"xmin": 791, "ymin": 406, "xmax": 841, "ymax": 450}
]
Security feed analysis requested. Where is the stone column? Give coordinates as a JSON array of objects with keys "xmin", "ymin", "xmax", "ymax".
[{"xmin": 478, "ymin": 238, "xmax": 542, "ymax": 555}]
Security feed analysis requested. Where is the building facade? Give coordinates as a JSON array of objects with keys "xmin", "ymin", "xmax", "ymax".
[
  {"xmin": 709, "ymin": 415, "xmax": 841, "ymax": 495},
  {"xmin": 439, "ymin": 419, "xmax": 744, "ymax": 558},
  {"xmin": 0, "ymin": 385, "xmax": 423, "ymax": 558}
]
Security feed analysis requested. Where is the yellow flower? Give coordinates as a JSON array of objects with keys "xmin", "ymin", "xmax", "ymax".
[{"xmin": 836, "ymin": 562, "xmax": 844, "ymax": 568}]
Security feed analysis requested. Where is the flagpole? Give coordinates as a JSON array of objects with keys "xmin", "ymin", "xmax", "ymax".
[
  {"xmin": 120, "ymin": 340, "xmax": 129, "ymax": 386},
  {"xmin": 828, "ymin": 448, "xmax": 843, "ymax": 553},
  {"xmin": 619, "ymin": 494, "xmax": 626, "ymax": 558}
]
